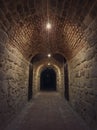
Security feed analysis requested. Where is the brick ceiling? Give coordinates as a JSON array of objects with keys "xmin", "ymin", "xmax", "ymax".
[{"xmin": 0, "ymin": 0, "xmax": 97, "ymax": 61}]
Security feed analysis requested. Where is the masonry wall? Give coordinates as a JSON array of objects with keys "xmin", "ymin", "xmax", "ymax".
[
  {"xmin": 0, "ymin": 30, "xmax": 29, "ymax": 129},
  {"xmin": 69, "ymin": 43, "xmax": 97, "ymax": 130}
]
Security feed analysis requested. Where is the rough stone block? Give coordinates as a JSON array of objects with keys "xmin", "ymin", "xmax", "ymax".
[
  {"xmin": 0, "ymin": 70, "xmax": 6, "ymax": 80},
  {"xmin": 0, "ymin": 29, "xmax": 8, "ymax": 44}
]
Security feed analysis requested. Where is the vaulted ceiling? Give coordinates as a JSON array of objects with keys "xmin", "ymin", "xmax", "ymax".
[{"xmin": 0, "ymin": 0, "xmax": 97, "ymax": 61}]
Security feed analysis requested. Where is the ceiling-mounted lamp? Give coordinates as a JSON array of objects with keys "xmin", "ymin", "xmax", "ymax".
[
  {"xmin": 47, "ymin": 54, "xmax": 51, "ymax": 58},
  {"xmin": 46, "ymin": 22, "xmax": 51, "ymax": 30},
  {"xmin": 48, "ymin": 63, "xmax": 51, "ymax": 66}
]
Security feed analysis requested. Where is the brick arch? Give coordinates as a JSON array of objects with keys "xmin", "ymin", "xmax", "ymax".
[
  {"xmin": 0, "ymin": 1, "xmax": 97, "ymax": 129},
  {"xmin": 33, "ymin": 63, "xmax": 64, "ymax": 95},
  {"xmin": 0, "ymin": 0, "xmax": 92, "ymax": 61}
]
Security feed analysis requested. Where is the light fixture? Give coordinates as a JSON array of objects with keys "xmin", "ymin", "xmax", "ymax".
[
  {"xmin": 48, "ymin": 63, "xmax": 51, "ymax": 66},
  {"xmin": 47, "ymin": 54, "xmax": 51, "ymax": 58},
  {"xmin": 46, "ymin": 22, "xmax": 51, "ymax": 29}
]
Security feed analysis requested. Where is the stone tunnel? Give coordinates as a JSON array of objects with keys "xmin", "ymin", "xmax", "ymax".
[{"xmin": 0, "ymin": 0, "xmax": 97, "ymax": 130}]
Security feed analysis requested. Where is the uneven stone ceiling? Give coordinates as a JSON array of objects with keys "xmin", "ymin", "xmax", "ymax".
[{"xmin": 0, "ymin": 0, "xmax": 97, "ymax": 61}]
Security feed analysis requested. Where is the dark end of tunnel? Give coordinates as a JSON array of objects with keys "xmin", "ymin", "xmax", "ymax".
[{"xmin": 40, "ymin": 68, "xmax": 56, "ymax": 92}]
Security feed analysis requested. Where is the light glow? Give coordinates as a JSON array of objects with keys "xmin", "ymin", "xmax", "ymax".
[
  {"xmin": 47, "ymin": 54, "xmax": 51, "ymax": 58},
  {"xmin": 48, "ymin": 63, "xmax": 51, "ymax": 66},
  {"xmin": 46, "ymin": 22, "xmax": 51, "ymax": 29}
]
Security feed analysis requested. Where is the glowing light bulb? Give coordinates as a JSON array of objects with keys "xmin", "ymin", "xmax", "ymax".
[
  {"xmin": 46, "ymin": 23, "xmax": 51, "ymax": 29},
  {"xmin": 47, "ymin": 54, "xmax": 51, "ymax": 58},
  {"xmin": 48, "ymin": 63, "xmax": 51, "ymax": 66}
]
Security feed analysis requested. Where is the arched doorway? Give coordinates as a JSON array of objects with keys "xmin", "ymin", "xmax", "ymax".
[{"xmin": 40, "ymin": 68, "xmax": 56, "ymax": 91}]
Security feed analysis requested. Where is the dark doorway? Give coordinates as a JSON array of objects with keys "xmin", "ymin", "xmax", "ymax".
[
  {"xmin": 64, "ymin": 63, "xmax": 69, "ymax": 101},
  {"xmin": 40, "ymin": 68, "xmax": 56, "ymax": 91},
  {"xmin": 28, "ymin": 64, "xmax": 33, "ymax": 101}
]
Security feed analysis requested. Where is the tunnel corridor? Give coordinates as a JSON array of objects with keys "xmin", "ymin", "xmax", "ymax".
[{"xmin": 0, "ymin": 0, "xmax": 97, "ymax": 130}]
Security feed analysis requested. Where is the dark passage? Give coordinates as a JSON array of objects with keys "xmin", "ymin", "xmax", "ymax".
[{"xmin": 40, "ymin": 68, "xmax": 56, "ymax": 91}]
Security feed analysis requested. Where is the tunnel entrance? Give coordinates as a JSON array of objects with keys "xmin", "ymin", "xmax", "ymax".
[{"xmin": 40, "ymin": 68, "xmax": 56, "ymax": 91}]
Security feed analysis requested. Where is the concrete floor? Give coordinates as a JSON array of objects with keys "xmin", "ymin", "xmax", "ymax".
[{"xmin": 5, "ymin": 92, "xmax": 91, "ymax": 130}]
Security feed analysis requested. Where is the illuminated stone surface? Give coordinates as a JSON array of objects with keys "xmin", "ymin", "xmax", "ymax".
[{"xmin": 0, "ymin": 1, "xmax": 97, "ymax": 130}]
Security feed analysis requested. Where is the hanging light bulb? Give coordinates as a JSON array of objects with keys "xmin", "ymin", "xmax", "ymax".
[
  {"xmin": 47, "ymin": 54, "xmax": 51, "ymax": 58},
  {"xmin": 48, "ymin": 63, "xmax": 51, "ymax": 66},
  {"xmin": 46, "ymin": 22, "xmax": 51, "ymax": 29}
]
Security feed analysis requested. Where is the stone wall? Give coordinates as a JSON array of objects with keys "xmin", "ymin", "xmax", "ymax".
[
  {"xmin": 0, "ymin": 30, "xmax": 29, "ymax": 129},
  {"xmin": 69, "ymin": 43, "xmax": 97, "ymax": 130}
]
